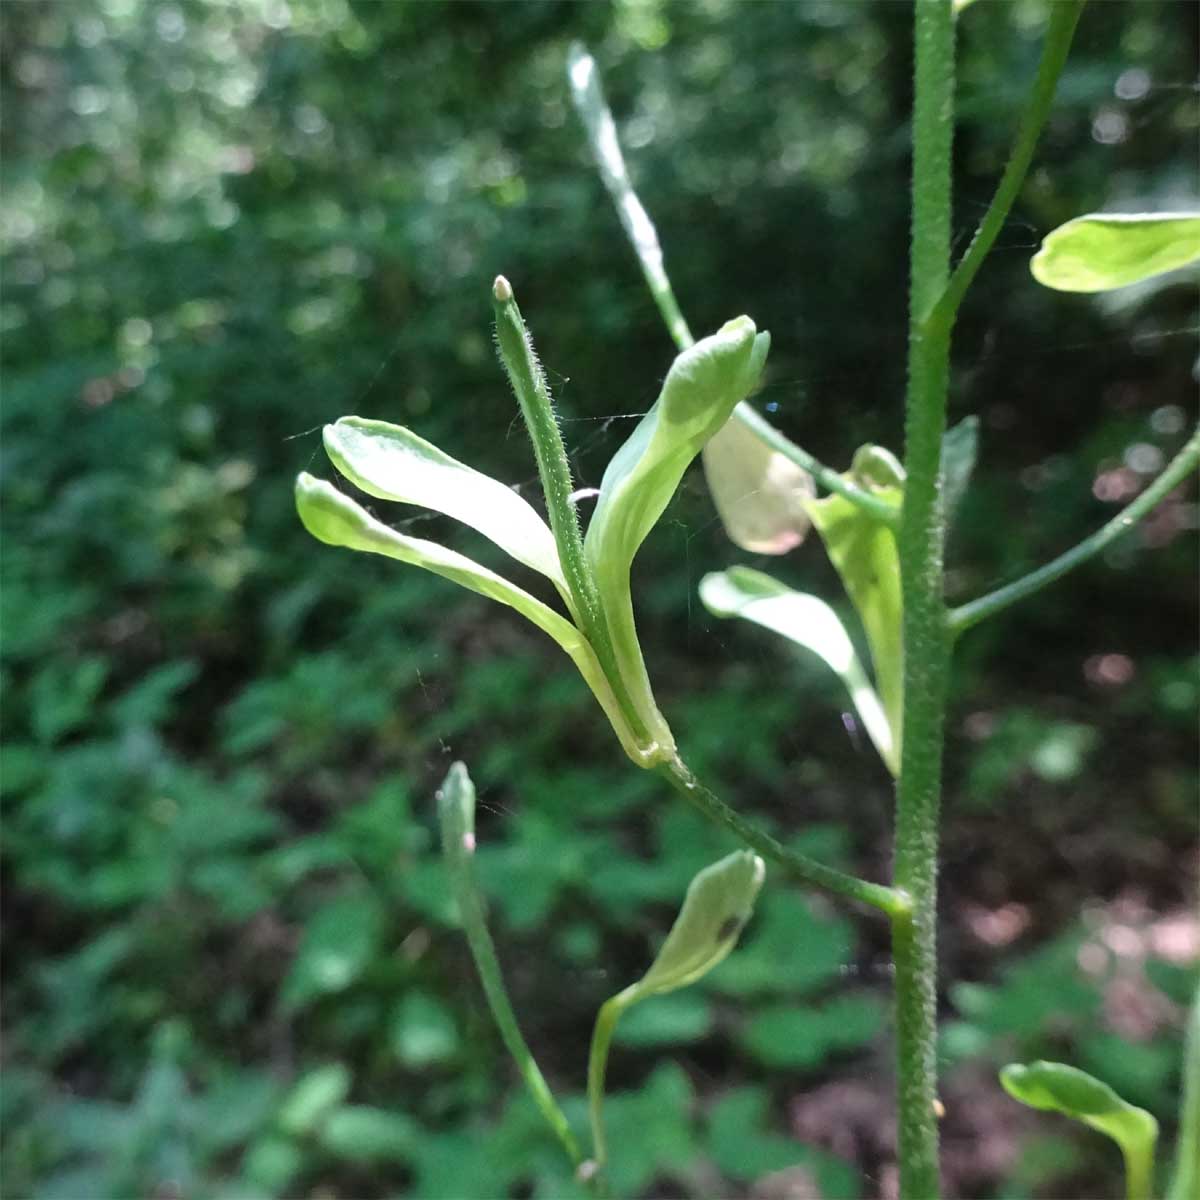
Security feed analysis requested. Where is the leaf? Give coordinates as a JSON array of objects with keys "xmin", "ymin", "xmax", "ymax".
[
  {"xmin": 294, "ymin": 474, "xmax": 644, "ymax": 763},
  {"xmin": 699, "ymin": 566, "xmax": 897, "ymax": 775},
  {"xmin": 1031, "ymin": 213, "xmax": 1200, "ymax": 293},
  {"xmin": 390, "ymin": 991, "xmax": 460, "ymax": 1068},
  {"xmin": 278, "ymin": 1064, "xmax": 351, "ymax": 1136},
  {"xmin": 707, "ymin": 1088, "xmax": 860, "ymax": 1197},
  {"xmin": 702, "ymin": 415, "xmax": 815, "ymax": 554},
  {"xmin": 614, "ymin": 991, "xmax": 713, "ymax": 1047},
  {"xmin": 739, "ymin": 995, "xmax": 885, "ymax": 1070},
  {"xmin": 323, "ymin": 416, "xmax": 568, "ymax": 593},
  {"xmin": 941, "ymin": 415, "xmax": 979, "ymax": 522},
  {"xmin": 629, "ymin": 850, "xmax": 766, "ymax": 1000},
  {"xmin": 319, "ymin": 1106, "xmax": 420, "ymax": 1163},
  {"xmin": 805, "ymin": 477, "xmax": 904, "ymax": 764},
  {"xmin": 280, "ymin": 892, "xmax": 384, "ymax": 1012},
  {"xmin": 1000, "ymin": 1061, "xmax": 1158, "ymax": 1193}
]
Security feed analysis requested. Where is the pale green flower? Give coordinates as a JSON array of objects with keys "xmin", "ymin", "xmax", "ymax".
[{"xmin": 296, "ymin": 283, "xmax": 769, "ymax": 767}]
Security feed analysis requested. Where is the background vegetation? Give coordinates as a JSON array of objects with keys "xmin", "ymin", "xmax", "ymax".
[{"xmin": 2, "ymin": 1, "xmax": 1196, "ymax": 1197}]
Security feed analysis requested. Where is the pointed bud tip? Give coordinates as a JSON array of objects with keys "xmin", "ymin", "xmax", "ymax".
[{"xmin": 492, "ymin": 275, "xmax": 513, "ymax": 303}]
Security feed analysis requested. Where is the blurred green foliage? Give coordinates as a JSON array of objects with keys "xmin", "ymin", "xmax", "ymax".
[{"xmin": 2, "ymin": 1, "xmax": 1196, "ymax": 1197}]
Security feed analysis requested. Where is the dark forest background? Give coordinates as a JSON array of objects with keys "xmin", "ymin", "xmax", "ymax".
[{"xmin": 2, "ymin": 1, "xmax": 1197, "ymax": 1197}]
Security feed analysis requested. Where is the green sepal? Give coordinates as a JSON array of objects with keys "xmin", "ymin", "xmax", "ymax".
[
  {"xmin": 587, "ymin": 851, "xmax": 764, "ymax": 1171},
  {"xmin": 294, "ymin": 474, "xmax": 648, "ymax": 765},
  {"xmin": 804, "ymin": 462, "xmax": 903, "ymax": 762},
  {"xmin": 1031, "ymin": 212, "xmax": 1200, "ymax": 293},
  {"xmin": 583, "ymin": 318, "xmax": 768, "ymax": 742},
  {"xmin": 1001, "ymin": 1061, "xmax": 1158, "ymax": 1200},
  {"xmin": 702, "ymin": 416, "xmax": 814, "ymax": 555},
  {"xmin": 699, "ymin": 567, "xmax": 897, "ymax": 775},
  {"xmin": 323, "ymin": 416, "xmax": 569, "ymax": 599},
  {"xmin": 630, "ymin": 850, "xmax": 766, "ymax": 1000}
]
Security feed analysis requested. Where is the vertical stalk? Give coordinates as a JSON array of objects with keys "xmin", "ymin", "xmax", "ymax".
[{"xmin": 893, "ymin": 3, "xmax": 956, "ymax": 1197}]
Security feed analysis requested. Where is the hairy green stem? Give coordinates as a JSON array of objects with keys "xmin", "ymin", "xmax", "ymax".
[
  {"xmin": 437, "ymin": 765, "xmax": 584, "ymax": 1170},
  {"xmin": 657, "ymin": 757, "xmax": 909, "ymax": 918},
  {"xmin": 950, "ymin": 424, "xmax": 1200, "ymax": 635},
  {"xmin": 1168, "ymin": 981, "xmax": 1200, "ymax": 1200},
  {"xmin": 893, "ymin": 3, "xmax": 956, "ymax": 1197},
  {"xmin": 492, "ymin": 277, "xmax": 652, "ymax": 747},
  {"xmin": 928, "ymin": 0, "xmax": 1085, "ymax": 331}
]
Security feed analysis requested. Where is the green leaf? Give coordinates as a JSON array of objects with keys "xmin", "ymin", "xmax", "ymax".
[
  {"xmin": 699, "ymin": 566, "xmax": 897, "ymax": 775},
  {"xmin": 318, "ymin": 1106, "xmax": 420, "ymax": 1163},
  {"xmin": 629, "ymin": 850, "xmax": 766, "ymax": 1000},
  {"xmin": 294, "ymin": 474, "xmax": 644, "ymax": 763},
  {"xmin": 1031, "ymin": 213, "xmax": 1200, "ymax": 293},
  {"xmin": 695, "ymin": 576, "xmax": 873, "ymax": 760},
  {"xmin": 390, "ymin": 991, "xmax": 460, "ymax": 1068},
  {"xmin": 614, "ymin": 991, "xmax": 713, "ymax": 1047},
  {"xmin": 701, "ymin": 414, "xmax": 814, "ymax": 554},
  {"xmin": 1001, "ymin": 1061, "xmax": 1159, "ymax": 1200},
  {"xmin": 323, "ymin": 416, "xmax": 568, "ymax": 594},
  {"xmin": 278, "ymin": 1064, "xmax": 351, "ymax": 1136},
  {"xmin": 805, "ymin": 474, "xmax": 904, "ymax": 764},
  {"xmin": 739, "ymin": 994, "xmax": 885, "ymax": 1070},
  {"xmin": 280, "ymin": 892, "xmax": 384, "ymax": 1012}
]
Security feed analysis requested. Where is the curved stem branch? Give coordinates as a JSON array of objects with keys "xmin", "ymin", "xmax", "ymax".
[
  {"xmin": 949, "ymin": 424, "xmax": 1200, "ymax": 637},
  {"xmin": 656, "ymin": 756, "xmax": 909, "ymax": 918},
  {"xmin": 927, "ymin": 0, "xmax": 1085, "ymax": 333},
  {"xmin": 438, "ymin": 766, "xmax": 584, "ymax": 1171},
  {"xmin": 568, "ymin": 42, "xmax": 900, "ymax": 532}
]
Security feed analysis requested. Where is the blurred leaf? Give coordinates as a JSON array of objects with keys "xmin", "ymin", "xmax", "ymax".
[
  {"xmin": 700, "ymin": 566, "xmax": 897, "ymax": 774},
  {"xmin": 614, "ymin": 991, "xmax": 713, "ymax": 1047},
  {"xmin": 278, "ymin": 1064, "xmax": 351, "ymax": 1137},
  {"xmin": 708, "ymin": 1088, "xmax": 860, "ymax": 1196},
  {"xmin": 30, "ymin": 657, "xmax": 109, "ymax": 744},
  {"xmin": 1031, "ymin": 213, "xmax": 1200, "ymax": 292},
  {"xmin": 318, "ymin": 1106, "xmax": 420, "ymax": 1163},
  {"xmin": 601, "ymin": 1063, "xmax": 697, "ymax": 1195},
  {"xmin": 281, "ymin": 892, "xmax": 385, "ymax": 1012},
  {"xmin": 739, "ymin": 994, "xmax": 885, "ymax": 1069},
  {"xmin": 707, "ymin": 890, "xmax": 855, "ymax": 998},
  {"xmin": 391, "ymin": 991, "xmax": 460, "ymax": 1069}
]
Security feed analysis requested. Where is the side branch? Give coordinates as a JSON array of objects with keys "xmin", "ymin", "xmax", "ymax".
[
  {"xmin": 656, "ymin": 757, "xmax": 909, "ymax": 918},
  {"xmin": 949, "ymin": 424, "xmax": 1200, "ymax": 636},
  {"xmin": 926, "ymin": 0, "xmax": 1085, "ymax": 333}
]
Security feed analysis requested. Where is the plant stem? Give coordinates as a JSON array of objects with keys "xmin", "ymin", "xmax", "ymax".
[
  {"xmin": 586, "ymin": 989, "xmax": 635, "ymax": 1177},
  {"xmin": 437, "ymin": 764, "xmax": 584, "ymax": 1171},
  {"xmin": 893, "ymin": 3, "xmax": 956, "ymax": 1197},
  {"xmin": 950, "ymin": 424, "xmax": 1200, "ymax": 635},
  {"xmin": 928, "ymin": 0, "xmax": 1085, "ymax": 331},
  {"xmin": 657, "ymin": 756, "xmax": 909, "ymax": 918},
  {"xmin": 1167, "ymin": 980, "xmax": 1200, "ymax": 1200},
  {"xmin": 567, "ymin": 43, "xmax": 899, "ymax": 531},
  {"xmin": 492, "ymin": 277, "xmax": 652, "ymax": 748}
]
